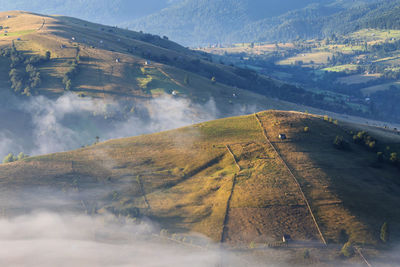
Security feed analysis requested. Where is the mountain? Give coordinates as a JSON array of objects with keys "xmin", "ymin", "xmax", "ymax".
[
  {"xmin": 1, "ymin": 11, "xmax": 322, "ymax": 160},
  {"xmin": 127, "ymin": 0, "xmax": 389, "ymax": 46},
  {"xmin": 0, "ymin": 11, "xmax": 319, "ymax": 112},
  {"xmin": 0, "ymin": 0, "xmax": 177, "ymax": 25},
  {"xmin": 0, "ymin": 11, "xmax": 396, "ymax": 158},
  {"xmin": 1, "ymin": 110, "xmax": 399, "ymax": 264}
]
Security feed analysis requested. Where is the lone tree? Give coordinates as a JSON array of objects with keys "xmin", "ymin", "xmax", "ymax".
[
  {"xmin": 211, "ymin": 76, "xmax": 216, "ymax": 84},
  {"xmin": 333, "ymin": 136, "xmax": 349, "ymax": 150},
  {"xmin": 341, "ymin": 242, "xmax": 353, "ymax": 258},
  {"xmin": 390, "ymin": 153, "xmax": 398, "ymax": 164},
  {"xmin": 17, "ymin": 152, "xmax": 28, "ymax": 161},
  {"xmin": 380, "ymin": 222, "xmax": 389, "ymax": 243},
  {"xmin": 45, "ymin": 51, "xmax": 51, "ymax": 61},
  {"xmin": 3, "ymin": 153, "xmax": 16, "ymax": 163},
  {"xmin": 184, "ymin": 74, "xmax": 189, "ymax": 85}
]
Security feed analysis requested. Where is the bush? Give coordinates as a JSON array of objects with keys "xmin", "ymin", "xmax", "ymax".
[
  {"xmin": 45, "ymin": 51, "xmax": 51, "ymax": 61},
  {"xmin": 353, "ymin": 131, "xmax": 377, "ymax": 151},
  {"xmin": 333, "ymin": 136, "xmax": 349, "ymax": 150},
  {"xmin": 341, "ymin": 242, "xmax": 354, "ymax": 258},
  {"xmin": 390, "ymin": 153, "xmax": 398, "ymax": 164},
  {"xmin": 2, "ymin": 153, "xmax": 16, "ymax": 163},
  {"xmin": 211, "ymin": 76, "xmax": 216, "ymax": 84},
  {"xmin": 380, "ymin": 222, "xmax": 389, "ymax": 243},
  {"xmin": 249, "ymin": 241, "xmax": 256, "ymax": 249},
  {"xmin": 17, "ymin": 152, "xmax": 28, "ymax": 161}
]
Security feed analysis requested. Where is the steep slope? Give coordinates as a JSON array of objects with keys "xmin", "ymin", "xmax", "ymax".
[
  {"xmin": 128, "ymin": 0, "xmax": 382, "ymax": 46},
  {"xmin": 0, "ymin": 11, "xmax": 309, "ymax": 114},
  {"xmin": 1, "ymin": 110, "xmax": 399, "ymax": 247},
  {"xmin": 0, "ymin": 0, "xmax": 174, "ymax": 25}
]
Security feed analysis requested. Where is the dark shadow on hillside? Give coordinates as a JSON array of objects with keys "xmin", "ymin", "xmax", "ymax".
[{"xmin": 260, "ymin": 112, "xmax": 400, "ymax": 243}]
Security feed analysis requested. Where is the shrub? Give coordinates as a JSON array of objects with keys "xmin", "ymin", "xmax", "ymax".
[
  {"xmin": 2, "ymin": 153, "xmax": 16, "ymax": 163},
  {"xmin": 45, "ymin": 51, "xmax": 51, "ymax": 61},
  {"xmin": 333, "ymin": 136, "xmax": 349, "ymax": 150},
  {"xmin": 367, "ymin": 140, "xmax": 376, "ymax": 150},
  {"xmin": 249, "ymin": 241, "xmax": 256, "ymax": 249},
  {"xmin": 380, "ymin": 222, "xmax": 389, "ymax": 243},
  {"xmin": 390, "ymin": 153, "xmax": 398, "ymax": 164},
  {"xmin": 211, "ymin": 76, "xmax": 216, "ymax": 84},
  {"xmin": 17, "ymin": 152, "xmax": 28, "ymax": 160},
  {"xmin": 341, "ymin": 242, "xmax": 354, "ymax": 258}
]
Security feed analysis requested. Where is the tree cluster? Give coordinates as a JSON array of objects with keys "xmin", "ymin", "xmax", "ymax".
[
  {"xmin": 2, "ymin": 152, "xmax": 29, "ymax": 164},
  {"xmin": 0, "ymin": 45, "xmax": 50, "ymax": 96},
  {"xmin": 62, "ymin": 49, "xmax": 80, "ymax": 91},
  {"xmin": 62, "ymin": 59, "xmax": 79, "ymax": 91},
  {"xmin": 353, "ymin": 131, "xmax": 376, "ymax": 151}
]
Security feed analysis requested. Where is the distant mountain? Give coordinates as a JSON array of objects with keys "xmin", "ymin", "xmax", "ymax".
[
  {"xmin": 127, "ymin": 0, "xmax": 391, "ymax": 46},
  {"xmin": 2, "ymin": 0, "xmax": 397, "ymax": 47},
  {"xmin": 0, "ymin": 0, "xmax": 178, "ymax": 25}
]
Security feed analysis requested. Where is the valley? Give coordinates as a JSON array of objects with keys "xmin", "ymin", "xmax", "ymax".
[
  {"xmin": 0, "ymin": 4, "xmax": 400, "ymax": 266},
  {"xmin": 201, "ymin": 28, "xmax": 400, "ymax": 123}
]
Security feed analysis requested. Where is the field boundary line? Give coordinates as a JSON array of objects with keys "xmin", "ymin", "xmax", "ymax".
[
  {"xmin": 354, "ymin": 246, "xmax": 373, "ymax": 267},
  {"xmin": 225, "ymin": 144, "xmax": 241, "ymax": 171},
  {"xmin": 220, "ymin": 144, "xmax": 242, "ymax": 243},
  {"xmin": 220, "ymin": 173, "xmax": 237, "ymax": 243},
  {"xmin": 137, "ymin": 175, "xmax": 151, "ymax": 210},
  {"xmin": 254, "ymin": 113, "xmax": 327, "ymax": 246}
]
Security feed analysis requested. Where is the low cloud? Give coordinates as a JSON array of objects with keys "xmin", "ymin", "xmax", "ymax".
[
  {"xmin": 0, "ymin": 212, "xmax": 253, "ymax": 267},
  {"xmin": 0, "ymin": 92, "xmax": 219, "ymax": 159}
]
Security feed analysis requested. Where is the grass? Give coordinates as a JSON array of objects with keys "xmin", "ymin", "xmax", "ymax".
[
  {"xmin": 276, "ymin": 52, "xmax": 332, "ymax": 66},
  {"xmin": 337, "ymin": 73, "xmax": 381, "ymax": 85},
  {"xmin": 0, "ymin": 11, "xmax": 301, "ymax": 115},
  {"xmin": 323, "ymin": 64, "xmax": 359, "ymax": 72},
  {"xmin": 361, "ymin": 81, "xmax": 400, "ymax": 96},
  {"xmin": 0, "ymin": 29, "xmax": 35, "ymax": 37},
  {"xmin": 1, "ymin": 110, "xmax": 400, "ymax": 248},
  {"xmin": 349, "ymin": 29, "xmax": 400, "ymax": 43}
]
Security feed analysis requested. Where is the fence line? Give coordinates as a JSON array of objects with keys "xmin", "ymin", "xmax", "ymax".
[
  {"xmin": 225, "ymin": 144, "xmax": 241, "ymax": 171},
  {"xmin": 254, "ymin": 113, "xmax": 327, "ymax": 246},
  {"xmin": 354, "ymin": 246, "xmax": 373, "ymax": 267}
]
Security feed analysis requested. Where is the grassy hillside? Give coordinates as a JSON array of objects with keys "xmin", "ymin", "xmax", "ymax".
[
  {"xmin": 1, "ymin": 110, "xmax": 399, "ymax": 251},
  {"xmin": 0, "ymin": 11, "xmax": 315, "ymax": 117}
]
